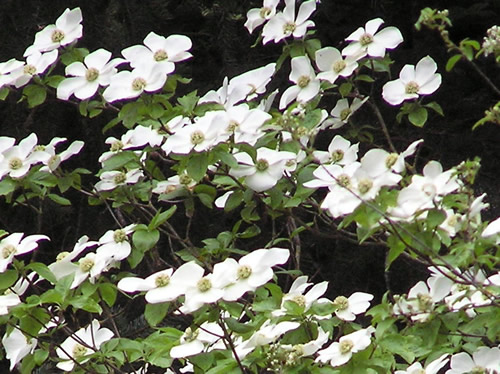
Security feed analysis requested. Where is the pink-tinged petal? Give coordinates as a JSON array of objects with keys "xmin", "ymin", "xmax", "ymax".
[
  {"xmin": 373, "ymin": 27, "xmax": 403, "ymax": 49},
  {"xmin": 382, "ymin": 80, "xmax": 407, "ymax": 105},
  {"xmin": 399, "ymin": 64, "xmax": 416, "ymax": 83},
  {"xmin": 57, "ymin": 77, "xmax": 86, "ymax": 100},
  {"xmin": 418, "ymin": 74, "xmax": 441, "ymax": 95},
  {"xmin": 85, "ymin": 49, "xmax": 112, "ymax": 69},
  {"xmin": 365, "ymin": 18, "xmax": 384, "ymax": 35},
  {"xmin": 296, "ymin": 0, "xmax": 316, "ymax": 25},
  {"xmin": 65, "ymin": 62, "xmax": 87, "ymax": 77},
  {"xmin": 415, "ymin": 56, "xmax": 437, "ymax": 83}
]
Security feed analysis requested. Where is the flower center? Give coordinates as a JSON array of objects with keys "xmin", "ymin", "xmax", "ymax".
[
  {"xmin": 290, "ymin": 294, "xmax": 306, "ymax": 308},
  {"xmin": 385, "ymin": 153, "xmax": 398, "ymax": 169},
  {"xmin": 85, "ymin": 67, "xmax": 99, "ymax": 82},
  {"xmin": 339, "ymin": 339, "xmax": 354, "ymax": 354},
  {"xmin": 405, "ymin": 81, "xmax": 420, "ymax": 95},
  {"xmin": 334, "ymin": 295, "xmax": 349, "ymax": 310},
  {"xmin": 337, "ymin": 173, "xmax": 351, "ymax": 188},
  {"xmin": 2, "ymin": 244, "xmax": 16, "ymax": 259},
  {"xmin": 72, "ymin": 343, "xmax": 88, "ymax": 359},
  {"xmin": 469, "ymin": 367, "xmax": 486, "ymax": 374},
  {"xmin": 110, "ymin": 141, "xmax": 124, "ymax": 152},
  {"xmin": 283, "ymin": 22, "xmax": 296, "ymax": 34},
  {"xmin": 447, "ymin": 214, "xmax": 458, "ymax": 227},
  {"xmin": 227, "ymin": 120, "xmax": 239, "ymax": 132},
  {"xmin": 333, "ymin": 60, "xmax": 346, "ymax": 74},
  {"xmin": 79, "ymin": 257, "xmax": 94, "ymax": 272},
  {"xmin": 410, "ymin": 370, "xmax": 426, "ymax": 374},
  {"xmin": 113, "ymin": 229, "xmax": 127, "ymax": 243},
  {"xmin": 358, "ymin": 178, "xmax": 373, "ymax": 194},
  {"xmin": 417, "ymin": 293, "xmax": 433, "ymax": 310},
  {"xmin": 56, "ymin": 251, "xmax": 70, "ymax": 262},
  {"xmin": 178, "ymin": 174, "xmax": 192, "ymax": 186},
  {"xmin": 51, "ymin": 29, "xmax": 65, "ymax": 43},
  {"xmin": 23, "ymin": 65, "xmax": 37, "ymax": 75},
  {"xmin": 154, "ymin": 49, "xmax": 168, "ymax": 61},
  {"xmin": 155, "ymin": 273, "xmax": 170, "ymax": 287},
  {"xmin": 340, "ymin": 108, "xmax": 351, "ymax": 122},
  {"xmin": 190, "ymin": 130, "xmax": 205, "ymax": 145},
  {"xmin": 197, "ymin": 277, "xmax": 212, "ymax": 293},
  {"xmin": 255, "ymin": 158, "xmax": 269, "ymax": 172},
  {"xmin": 9, "ymin": 157, "xmax": 23, "ymax": 170},
  {"xmin": 113, "ymin": 172, "xmax": 127, "ymax": 185},
  {"xmin": 359, "ymin": 33, "xmax": 373, "ymax": 46},
  {"xmin": 34, "ymin": 145, "xmax": 45, "ymax": 151},
  {"xmin": 183, "ymin": 327, "xmax": 199, "ymax": 343},
  {"xmin": 297, "ymin": 75, "xmax": 310, "ymax": 89},
  {"xmin": 260, "ymin": 7, "xmax": 271, "ymax": 19},
  {"xmin": 237, "ymin": 265, "xmax": 252, "ymax": 279},
  {"xmin": 331, "ymin": 149, "xmax": 344, "ymax": 163},
  {"xmin": 131, "ymin": 77, "xmax": 147, "ymax": 91}
]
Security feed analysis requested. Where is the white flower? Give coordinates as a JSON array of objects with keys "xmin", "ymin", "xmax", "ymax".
[
  {"xmin": 96, "ymin": 224, "xmax": 135, "ymax": 262},
  {"xmin": 333, "ymin": 292, "xmax": 374, "ymax": 321},
  {"xmin": 312, "ymin": 135, "xmax": 359, "ymax": 165},
  {"xmin": 13, "ymin": 50, "xmax": 59, "ymax": 88},
  {"xmin": 342, "ymin": 18, "xmax": 403, "ymax": 58},
  {"xmin": 262, "ymin": 0, "xmax": 316, "ymax": 44},
  {"xmin": 0, "ymin": 133, "xmax": 46, "ymax": 180},
  {"xmin": 0, "ymin": 232, "xmax": 49, "ymax": 273},
  {"xmin": 222, "ymin": 104, "xmax": 270, "ymax": 146},
  {"xmin": 395, "ymin": 354, "xmax": 449, "ymax": 374},
  {"xmin": 71, "ymin": 252, "xmax": 113, "ymax": 289},
  {"xmin": 2, "ymin": 327, "xmax": 37, "ymax": 371},
  {"xmin": 170, "ymin": 322, "xmax": 224, "ymax": 358},
  {"xmin": 24, "ymin": 8, "xmax": 83, "ymax": 56},
  {"xmin": 273, "ymin": 275, "xmax": 329, "ymax": 316},
  {"xmin": 482, "ymin": 216, "xmax": 500, "ymax": 238},
  {"xmin": 0, "ymin": 293, "xmax": 22, "ymax": 315},
  {"xmin": 244, "ymin": 0, "xmax": 280, "ymax": 34},
  {"xmin": 57, "ymin": 48, "xmax": 125, "ymax": 100},
  {"xmin": 56, "ymin": 319, "xmax": 114, "ymax": 372},
  {"xmin": 48, "ymin": 235, "xmax": 97, "ymax": 281},
  {"xmin": 152, "ymin": 173, "xmax": 196, "ymax": 195},
  {"xmin": 95, "ymin": 169, "xmax": 144, "ymax": 191},
  {"xmin": 229, "ymin": 147, "xmax": 296, "ymax": 192},
  {"xmin": 38, "ymin": 138, "xmax": 85, "ymax": 172},
  {"xmin": 382, "ymin": 55, "xmax": 442, "ymax": 105},
  {"xmin": 0, "ymin": 59, "xmax": 25, "ymax": 87},
  {"xmin": 446, "ymin": 347, "xmax": 500, "ymax": 374},
  {"xmin": 280, "ymin": 56, "xmax": 320, "ymax": 109},
  {"xmin": 316, "ymin": 327, "xmax": 374, "ymax": 367},
  {"xmin": 323, "ymin": 97, "xmax": 368, "ymax": 130},
  {"xmin": 122, "ymin": 32, "xmax": 192, "ymax": 73},
  {"xmin": 179, "ymin": 265, "xmax": 224, "ymax": 314},
  {"xmin": 316, "ymin": 47, "xmax": 359, "ymax": 84}
]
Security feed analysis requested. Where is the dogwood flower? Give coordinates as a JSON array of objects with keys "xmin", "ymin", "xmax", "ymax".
[
  {"xmin": 322, "ymin": 97, "xmax": 368, "ymax": 129},
  {"xmin": 312, "ymin": 135, "xmax": 359, "ymax": 165},
  {"xmin": 395, "ymin": 354, "xmax": 449, "ymax": 374},
  {"xmin": 342, "ymin": 18, "xmax": 403, "ymax": 58},
  {"xmin": 229, "ymin": 147, "xmax": 296, "ymax": 192},
  {"xmin": 382, "ymin": 55, "xmax": 442, "ymax": 105},
  {"xmin": 37, "ymin": 138, "xmax": 84, "ymax": 172},
  {"xmin": 95, "ymin": 169, "xmax": 144, "ymax": 191},
  {"xmin": 0, "ymin": 232, "xmax": 49, "ymax": 273},
  {"xmin": 71, "ymin": 252, "xmax": 113, "ymax": 289},
  {"xmin": 0, "ymin": 133, "xmax": 47, "ymax": 180},
  {"xmin": 316, "ymin": 327, "xmax": 375, "ymax": 367},
  {"xmin": 262, "ymin": 0, "xmax": 316, "ymax": 44},
  {"xmin": 13, "ymin": 50, "xmax": 58, "ymax": 88},
  {"xmin": 315, "ymin": 47, "xmax": 359, "ymax": 84},
  {"xmin": 96, "ymin": 224, "xmax": 135, "ymax": 262},
  {"xmin": 179, "ymin": 264, "xmax": 224, "ymax": 313},
  {"xmin": 48, "ymin": 235, "xmax": 98, "ymax": 281},
  {"xmin": 122, "ymin": 32, "xmax": 192, "ymax": 73},
  {"xmin": 222, "ymin": 104, "xmax": 270, "ymax": 145},
  {"xmin": 273, "ymin": 275, "xmax": 329, "ymax": 316},
  {"xmin": 0, "ymin": 59, "xmax": 25, "ymax": 87},
  {"xmin": 2, "ymin": 327, "xmax": 37, "ymax": 371},
  {"xmin": 446, "ymin": 347, "xmax": 500, "ymax": 374},
  {"xmin": 57, "ymin": 48, "xmax": 125, "ymax": 100},
  {"xmin": 333, "ymin": 292, "xmax": 374, "ymax": 321},
  {"xmin": 244, "ymin": 0, "xmax": 280, "ymax": 33},
  {"xmin": 56, "ymin": 319, "xmax": 114, "ymax": 371},
  {"xmin": 24, "ymin": 8, "xmax": 83, "ymax": 56},
  {"xmin": 0, "ymin": 293, "xmax": 22, "ymax": 315},
  {"xmin": 280, "ymin": 56, "xmax": 320, "ymax": 109},
  {"xmin": 170, "ymin": 322, "xmax": 224, "ymax": 358}
]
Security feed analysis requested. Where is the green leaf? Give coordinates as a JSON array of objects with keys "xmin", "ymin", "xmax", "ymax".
[
  {"xmin": 0, "ymin": 269, "xmax": 18, "ymax": 289},
  {"xmin": 186, "ymin": 152, "xmax": 209, "ymax": 182},
  {"xmin": 339, "ymin": 82, "xmax": 352, "ymax": 97},
  {"xmin": 102, "ymin": 151, "xmax": 139, "ymax": 171},
  {"xmin": 99, "ymin": 283, "xmax": 117, "ymax": 307},
  {"xmin": 26, "ymin": 262, "xmax": 56, "ymax": 284},
  {"xmin": 305, "ymin": 38, "xmax": 322, "ymax": 58},
  {"xmin": 149, "ymin": 206, "xmax": 177, "ymax": 229},
  {"xmin": 446, "ymin": 54, "xmax": 461, "ymax": 72},
  {"xmin": 133, "ymin": 229, "xmax": 160, "ymax": 252},
  {"xmin": 224, "ymin": 317, "xmax": 254, "ymax": 334},
  {"xmin": 224, "ymin": 190, "xmax": 243, "ymax": 212},
  {"xmin": 386, "ymin": 234, "xmax": 406, "ymax": 269},
  {"xmin": 70, "ymin": 296, "xmax": 103, "ymax": 313},
  {"xmin": 425, "ymin": 101, "xmax": 444, "ymax": 116},
  {"xmin": 44, "ymin": 75, "xmax": 65, "ymax": 88},
  {"xmin": 48, "ymin": 193, "xmax": 71, "ymax": 206},
  {"xmin": 145, "ymin": 302, "xmax": 170, "ymax": 327},
  {"xmin": 355, "ymin": 74, "xmax": 375, "ymax": 82},
  {"xmin": 34, "ymin": 349, "xmax": 49, "ymax": 366},
  {"xmin": 408, "ymin": 107, "xmax": 428, "ymax": 127},
  {"xmin": 177, "ymin": 90, "xmax": 199, "ymax": 114},
  {"xmin": 0, "ymin": 86, "xmax": 10, "ymax": 100},
  {"xmin": 426, "ymin": 208, "xmax": 446, "ymax": 228},
  {"xmin": 23, "ymin": 84, "xmax": 47, "ymax": 108}
]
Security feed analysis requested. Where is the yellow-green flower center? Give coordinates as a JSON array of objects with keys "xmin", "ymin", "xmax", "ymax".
[
  {"xmin": 2, "ymin": 244, "xmax": 16, "ymax": 259},
  {"xmin": 179, "ymin": 174, "xmax": 193, "ymax": 186},
  {"xmin": 197, "ymin": 277, "xmax": 212, "ymax": 292},
  {"xmin": 410, "ymin": 370, "xmax": 426, "ymax": 374},
  {"xmin": 417, "ymin": 293, "xmax": 433, "ymax": 310},
  {"xmin": 190, "ymin": 130, "xmax": 205, "ymax": 145},
  {"xmin": 227, "ymin": 120, "xmax": 239, "ymax": 132},
  {"xmin": 56, "ymin": 251, "xmax": 70, "ymax": 262},
  {"xmin": 283, "ymin": 22, "xmax": 296, "ymax": 34},
  {"xmin": 469, "ymin": 367, "xmax": 486, "ymax": 374},
  {"xmin": 51, "ymin": 29, "xmax": 65, "ymax": 43},
  {"xmin": 290, "ymin": 294, "xmax": 306, "ymax": 308},
  {"xmin": 255, "ymin": 158, "xmax": 269, "ymax": 172},
  {"xmin": 385, "ymin": 153, "xmax": 398, "ymax": 169},
  {"xmin": 113, "ymin": 172, "xmax": 127, "ymax": 185},
  {"xmin": 337, "ymin": 173, "xmax": 351, "ymax": 188},
  {"xmin": 332, "ymin": 149, "xmax": 344, "ymax": 163},
  {"xmin": 110, "ymin": 140, "xmax": 124, "ymax": 152},
  {"xmin": 113, "ymin": 229, "xmax": 127, "ymax": 243},
  {"xmin": 47, "ymin": 155, "xmax": 60, "ymax": 170},
  {"xmin": 297, "ymin": 75, "xmax": 310, "ymax": 89},
  {"xmin": 334, "ymin": 295, "xmax": 349, "ymax": 310},
  {"xmin": 72, "ymin": 343, "xmax": 88, "ymax": 358},
  {"xmin": 237, "ymin": 265, "xmax": 252, "ymax": 279},
  {"xmin": 340, "ymin": 108, "xmax": 351, "ymax": 122},
  {"xmin": 333, "ymin": 60, "xmax": 346, "ymax": 74},
  {"xmin": 132, "ymin": 77, "xmax": 147, "ymax": 91},
  {"xmin": 9, "ymin": 157, "xmax": 23, "ymax": 170},
  {"xmin": 79, "ymin": 257, "xmax": 94, "ymax": 272},
  {"xmin": 183, "ymin": 327, "xmax": 199, "ymax": 342},
  {"xmin": 358, "ymin": 178, "xmax": 373, "ymax": 195},
  {"xmin": 359, "ymin": 33, "xmax": 373, "ymax": 46},
  {"xmin": 34, "ymin": 145, "xmax": 45, "ymax": 151},
  {"xmin": 405, "ymin": 81, "xmax": 420, "ymax": 95},
  {"xmin": 85, "ymin": 67, "xmax": 99, "ymax": 82},
  {"xmin": 339, "ymin": 339, "xmax": 354, "ymax": 354},
  {"xmin": 155, "ymin": 273, "xmax": 170, "ymax": 287},
  {"xmin": 260, "ymin": 6, "xmax": 271, "ymax": 18},
  {"xmin": 23, "ymin": 65, "xmax": 37, "ymax": 75}
]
